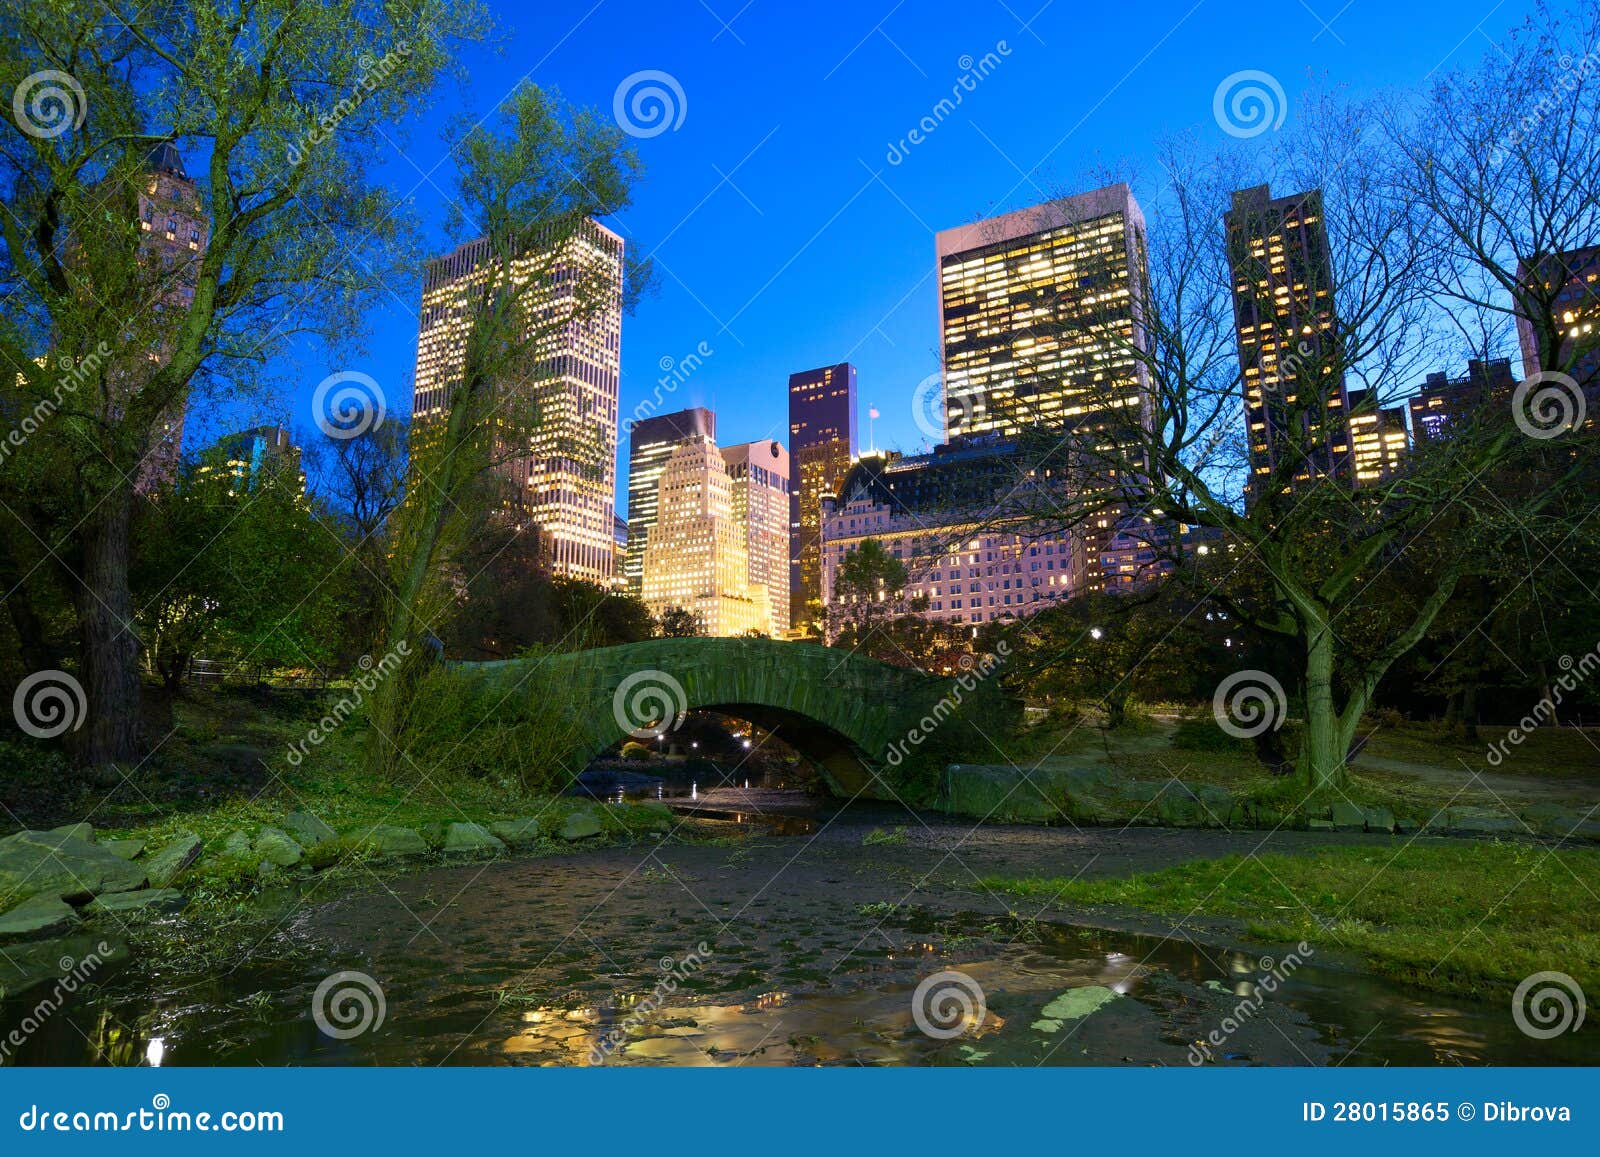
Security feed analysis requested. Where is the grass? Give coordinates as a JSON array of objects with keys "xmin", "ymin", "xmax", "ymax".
[{"xmin": 984, "ymin": 841, "xmax": 1600, "ymax": 998}]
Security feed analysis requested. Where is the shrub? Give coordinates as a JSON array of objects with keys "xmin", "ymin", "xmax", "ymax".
[
  {"xmin": 619, "ymin": 740, "xmax": 651, "ymax": 761},
  {"xmin": 1171, "ymin": 716, "xmax": 1249, "ymax": 752}
]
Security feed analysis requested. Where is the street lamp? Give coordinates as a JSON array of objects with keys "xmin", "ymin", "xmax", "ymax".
[{"xmin": 1089, "ymin": 627, "xmax": 1103, "ymax": 640}]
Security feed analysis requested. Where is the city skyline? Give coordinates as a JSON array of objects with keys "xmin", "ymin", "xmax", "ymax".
[{"xmin": 188, "ymin": 0, "xmax": 1543, "ymax": 515}]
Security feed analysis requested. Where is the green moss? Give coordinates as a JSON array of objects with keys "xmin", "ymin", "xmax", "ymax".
[{"xmin": 984, "ymin": 842, "xmax": 1600, "ymax": 998}]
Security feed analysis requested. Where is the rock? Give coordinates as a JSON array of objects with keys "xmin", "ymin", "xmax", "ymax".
[
  {"xmin": 48, "ymin": 822, "xmax": 94, "ymax": 844},
  {"xmin": 1363, "ymin": 807, "xmax": 1397, "ymax": 834},
  {"xmin": 0, "ymin": 829, "xmax": 148, "ymax": 906},
  {"xmin": 350, "ymin": 824, "xmax": 430, "ymax": 857},
  {"xmin": 1448, "ymin": 809, "xmax": 1527, "ymax": 835},
  {"xmin": 489, "ymin": 818, "xmax": 546, "ymax": 845},
  {"xmin": 559, "ymin": 810, "xmax": 603, "ymax": 841},
  {"xmin": 443, "ymin": 822, "xmax": 506, "ymax": 854},
  {"xmin": 1307, "ymin": 818, "xmax": 1335, "ymax": 831},
  {"xmin": 102, "ymin": 839, "xmax": 144, "ymax": 860},
  {"xmin": 253, "ymin": 826, "xmax": 303, "ymax": 868},
  {"xmin": 282, "ymin": 812, "xmax": 338, "ymax": 847},
  {"xmin": 1331, "ymin": 801, "xmax": 1366, "ymax": 831},
  {"xmin": 0, "ymin": 895, "xmax": 80, "ymax": 942},
  {"xmin": 219, "ymin": 830, "xmax": 253, "ymax": 860},
  {"xmin": 0, "ymin": 935, "xmax": 130, "ymax": 1000},
  {"xmin": 86, "ymin": 888, "xmax": 187, "ymax": 917},
  {"xmin": 144, "ymin": 833, "xmax": 203, "ymax": 887}
]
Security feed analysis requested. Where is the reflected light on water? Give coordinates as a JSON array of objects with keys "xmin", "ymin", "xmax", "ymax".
[{"xmin": 145, "ymin": 1038, "xmax": 165, "ymax": 1067}]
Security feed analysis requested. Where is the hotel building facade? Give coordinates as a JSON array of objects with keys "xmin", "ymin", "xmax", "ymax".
[
  {"xmin": 721, "ymin": 438, "xmax": 791, "ymax": 635},
  {"xmin": 412, "ymin": 218, "xmax": 624, "ymax": 586}
]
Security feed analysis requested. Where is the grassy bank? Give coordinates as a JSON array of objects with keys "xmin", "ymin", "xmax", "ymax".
[{"xmin": 984, "ymin": 841, "xmax": 1600, "ymax": 999}]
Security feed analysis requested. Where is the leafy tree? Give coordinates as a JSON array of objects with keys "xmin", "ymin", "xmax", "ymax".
[
  {"xmin": 0, "ymin": 0, "xmax": 482, "ymax": 762},
  {"xmin": 655, "ymin": 606, "xmax": 702, "ymax": 638}
]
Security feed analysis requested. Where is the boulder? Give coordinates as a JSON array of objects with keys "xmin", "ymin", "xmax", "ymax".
[
  {"xmin": 1331, "ymin": 801, "xmax": 1366, "ymax": 831},
  {"xmin": 1363, "ymin": 807, "xmax": 1397, "ymax": 834},
  {"xmin": 559, "ymin": 810, "xmax": 603, "ymax": 841},
  {"xmin": 253, "ymin": 826, "xmax": 304, "ymax": 868},
  {"xmin": 0, "ymin": 829, "xmax": 148, "ymax": 906},
  {"xmin": 48, "ymin": 822, "xmax": 94, "ymax": 844},
  {"xmin": 350, "ymin": 825, "xmax": 430, "ymax": 857},
  {"xmin": 489, "ymin": 818, "xmax": 546, "ymax": 846},
  {"xmin": 86, "ymin": 888, "xmax": 187, "ymax": 917},
  {"xmin": 102, "ymin": 839, "xmax": 144, "ymax": 860},
  {"xmin": 144, "ymin": 833, "xmax": 203, "ymax": 887},
  {"xmin": 219, "ymin": 830, "xmax": 253, "ymax": 861},
  {"xmin": 443, "ymin": 822, "xmax": 506, "ymax": 854},
  {"xmin": 282, "ymin": 811, "xmax": 338, "ymax": 847},
  {"xmin": 0, "ymin": 895, "xmax": 80, "ymax": 942}
]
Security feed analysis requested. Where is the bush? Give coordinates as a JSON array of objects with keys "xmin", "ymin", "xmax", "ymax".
[
  {"xmin": 1171, "ymin": 716, "xmax": 1249, "ymax": 752},
  {"xmin": 619, "ymin": 740, "xmax": 651, "ymax": 761}
]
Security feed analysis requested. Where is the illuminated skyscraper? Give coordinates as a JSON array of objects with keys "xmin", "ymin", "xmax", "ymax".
[
  {"xmin": 1224, "ymin": 184, "xmax": 1351, "ymax": 495},
  {"xmin": 935, "ymin": 185, "xmax": 1151, "ymax": 441},
  {"xmin": 135, "ymin": 143, "xmax": 210, "ymax": 489},
  {"xmin": 641, "ymin": 436, "xmax": 769, "ymax": 637},
  {"xmin": 624, "ymin": 407, "xmax": 715, "ymax": 593},
  {"xmin": 788, "ymin": 362, "xmax": 857, "ymax": 634},
  {"xmin": 1345, "ymin": 389, "xmax": 1408, "ymax": 485},
  {"xmin": 1517, "ymin": 246, "xmax": 1600, "ymax": 426},
  {"xmin": 721, "ymin": 439, "xmax": 790, "ymax": 635},
  {"xmin": 412, "ymin": 218, "xmax": 623, "ymax": 586}
]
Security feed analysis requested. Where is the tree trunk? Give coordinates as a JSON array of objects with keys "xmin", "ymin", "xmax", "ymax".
[
  {"xmin": 0, "ymin": 551, "xmax": 56, "ymax": 673},
  {"xmin": 1297, "ymin": 613, "xmax": 1348, "ymax": 788},
  {"xmin": 74, "ymin": 486, "xmax": 142, "ymax": 765}
]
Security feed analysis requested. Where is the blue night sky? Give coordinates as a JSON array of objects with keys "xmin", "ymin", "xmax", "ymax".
[{"xmin": 236, "ymin": 0, "xmax": 1539, "ymax": 517}]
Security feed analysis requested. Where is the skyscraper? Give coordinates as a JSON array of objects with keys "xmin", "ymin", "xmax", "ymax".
[
  {"xmin": 1224, "ymin": 184, "xmax": 1351, "ymax": 495},
  {"xmin": 1516, "ymin": 245, "xmax": 1600, "ymax": 404},
  {"xmin": 1345, "ymin": 389, "xmax": 1408, "ymax": 485},
  {"xmin": 641, "ymin": 436, "xmax": 770, "ymax": 637},
  {"xmin": 135, "ymin": 143, "xmax": 209, "ymax": 489},
  {"xmin": 935, "ymin": 184, "xmax": 1151, "ymax": 441},
  {"xmin": 788, "ymin": 362, "xmax": 857, "ymax": 633},
  {"xmin": 412, "ymin": 218, "xmax": 623, "ymax": 586},
  {"xmin": 721, "ymin": 439, "xmax": 791, "ymax": 635},
  {"xmin": 624, "ymin": 407, "xmax": 715, "ymax": 593}
]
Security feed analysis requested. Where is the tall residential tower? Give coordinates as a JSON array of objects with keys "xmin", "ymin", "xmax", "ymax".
[
  {"xmin": 788, "ymin": 361, "xmax": 857, "ymax": 633},
  {"xmin": 721, "ymin": 439, "xmax": 791, "ymax": 635},
  {"xmin": 624, "ymin": 407, "xmax": 716, "ymax": 593}
]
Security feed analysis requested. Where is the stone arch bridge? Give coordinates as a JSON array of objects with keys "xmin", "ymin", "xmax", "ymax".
[{"xmin": 451, "ymin": 638, "xmax": 1008, "ymax": 798}]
